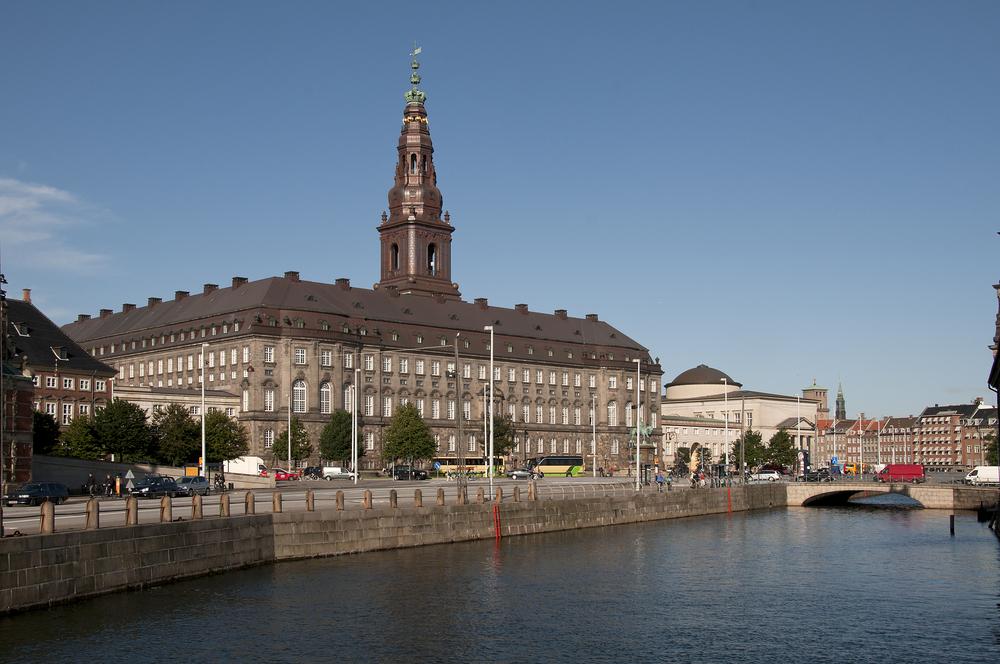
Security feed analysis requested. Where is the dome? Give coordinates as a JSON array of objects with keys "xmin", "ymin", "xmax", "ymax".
[{"xmin": 666, "ymin": 364, "xmax": 742, "ymax": 389}]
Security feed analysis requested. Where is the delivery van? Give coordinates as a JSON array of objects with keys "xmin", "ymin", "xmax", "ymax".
[
  {"xmin": 224, "ymin": 456, "xmax": 267, "ymax": 476},
  {"xmin": 874, "ymin": 464, "xmax": 925, "ymax": 483},
  {"xmin": 963, "ymin": 466, "xmax": 1000, "ymax": 486}
]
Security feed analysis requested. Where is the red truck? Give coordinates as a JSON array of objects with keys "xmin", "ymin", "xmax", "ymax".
[{"xmin": 874, "ymin": 464, "xmax": 925, "ymax": 483}]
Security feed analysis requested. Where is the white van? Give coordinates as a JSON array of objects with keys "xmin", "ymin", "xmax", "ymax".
[{"xmin": 964, "ymin": 466, "xmax": 1000, "ymax": 486}]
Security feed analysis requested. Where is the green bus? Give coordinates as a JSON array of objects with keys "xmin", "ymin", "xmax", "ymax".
[{"xmin": 525, "ymin": 455, "xmax": 585, "ymax": 477}]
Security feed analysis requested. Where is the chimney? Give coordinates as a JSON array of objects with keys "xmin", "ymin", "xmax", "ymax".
[
  {"xmin": 585, "ymin": 314, "xmax": 599, "ymax": 322},
  {"xmin": 175, "ymin": 290, "xmax": 189, "ymax": 301},
  {"xmin": 474, "ymin": 297, "xmax": 488, "ymax": 309},
  {"xmin": 21, "ymin": 288, "xmax": 31, "ymax": 303},
  {"xmin": 554, "ymin": 309, "xmax": 568, "ymax": 319},
  {"xmin": 232, "ymin": 276, "xmax": 248, "ymax": 288},
  {"xmin": 284, "ymin": 271, "xmax": 300, "ymax": 282},
  {"xmin": 77, "ymin": 314, "xmax": 91, "ymax": 322},
  {"xmin": 203, "ymin": 283, "xmax": 218, "ymax": 294},
  {"xmin": 100, "ymin": 308, "xmax": 113, "ymax": 318},
  {"xmin": 336, "ymin": 278, "xmax": 351, "ymax": 290},
  {"xmin": 515, "ymin": 304, "xmax": 529, "ymax": 314},
  {"xmin": 148, "ymin": 297, "xmax": 162, "ymax": 307},
  {"xmin": 122, "ymin": 303, "xmax": 136, "ymax": 313}
]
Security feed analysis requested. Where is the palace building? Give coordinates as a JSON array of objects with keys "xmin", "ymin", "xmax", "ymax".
[{"xmin": 61, "ymin": 52, "xmax": 663, "ymax": 471}]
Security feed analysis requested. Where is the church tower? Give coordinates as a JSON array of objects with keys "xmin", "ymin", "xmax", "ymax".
[
  {"xmin": 835, "ymin": 383, "xmax": 846, "ymax": 421},
  {"xmin": 376, "ymin": 48, "xmax": 461, "ymax": 299}
]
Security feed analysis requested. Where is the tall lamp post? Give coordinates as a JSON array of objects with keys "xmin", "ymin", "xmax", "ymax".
[
  {"xmin": 352, "ymin": 366, "xmax": 360, "ymax": 485},
  {"xmin": 200, "ymin": 343, "xmax": 208, "ymax": 478},
  {"xmin": 591, "ymin": 393, "xmax": 597, "ymax": 477},
  {"xmin": 633, "ymin": 358, "xmax": 641, "ymax": 491},
  {"xmin": 722, "ymin": 378, "xmax": 729, "ymax": 477},
  {"xmin": 484, "ymin": 325, "xmax": 494, "ymax": 498}
]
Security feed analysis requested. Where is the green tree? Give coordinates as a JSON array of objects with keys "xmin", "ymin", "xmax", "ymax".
[
  {"xmin": 205, "ymin": 410, "xmax": 250, "ymax": 462},
  {"xmin": 985, "ymin": 432, "xmax": 997, "ymax": 465},
  {"xmin": 672, "ymin": 446, "xmax": 691, "ymax": 476},
  {"xmin": 151, "ymin": 403, "xmax": 199, "ymax": 466},
  {"xmin": 93, "ymin": 398, "xmax": 154, "ymax": 462},
  {"xmin": 58, "ymin": 416, "xmax": 103, "ymax": 460},
  {"xmin": 766, "ymin": 429, "xmax": 798, "ymax": 468},
  {"xmin": 274, "ymin": 417, "xmax": 312, "ymax": 465},
  {"xmin": 382, "ymin": 403, "xmax": 435, "ymax": 465},
  {"xmin": 32, "ymin": 410, "xmax": 61, "ymax": 456},
  {"xmin": 492, "ymin": 413, "xmax": 516, "ymax": 458},
  {"xmin": 734, "ymin": 429, "xmax": 767, "ymax": 469},
  {"xmin": 319, "ymin": 410, "xmax": 363, "ymax": 464},
  {"xmin": 696, "ymin": 445, "xmax": 712, "ymax": 468}
]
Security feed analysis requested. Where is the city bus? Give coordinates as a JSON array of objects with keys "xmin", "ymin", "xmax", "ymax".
[
  {"xmin": 525, "ymin": 455, "xmax": 585, "ymax": 477},
  {"xmin": 431, "ymin": 457, "xmax": 505, "ymax": 477}
]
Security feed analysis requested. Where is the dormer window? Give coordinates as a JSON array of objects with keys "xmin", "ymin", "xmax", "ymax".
[
  {"xmin": 51, "ymin": 346, "xmax": 69, "ymax": 361},
  {"xmin": 11, "ymin": 322, "xmax": 29, "ymax": 337}
]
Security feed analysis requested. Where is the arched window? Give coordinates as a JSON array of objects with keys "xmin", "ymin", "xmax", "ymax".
[
  {"xmin": 625, "ymin": 401, "xmax": 633, "ymax": 427},
  {"xmin": 608, "ymin": 401, "xmax": 618, "ymax": 427},
  {"xmin": 320, "ymin": 382, "xmax": 332, "ymax": 415},
  {"xmin": 293, "ymin": 379, "xmax": 307, "ymax": 413},
  {"xmin": 410, "ymin": 154, "xmax": 417, "ymax": 174},
  {"xmin": 427, "ymin": 243, "xmax": 437, "ymax": 275},
  {"xmin": 391, "ymin": 243, "xmax": 399, "ymax": 271}
]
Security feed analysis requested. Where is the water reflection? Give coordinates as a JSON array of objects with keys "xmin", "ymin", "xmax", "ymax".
[{"xmin": 0, "ymin": 509, "xmax": 997, "ymax": 663}]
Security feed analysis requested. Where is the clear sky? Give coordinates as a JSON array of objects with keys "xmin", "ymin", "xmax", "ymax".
[{"xmin": 1, "ymin": 1, "xmax": 997, "ymax": 418}]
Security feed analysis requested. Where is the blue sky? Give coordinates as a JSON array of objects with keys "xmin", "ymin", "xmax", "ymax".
[{"xmin": 1, "ymin": 1, "xmax": 997, "ymax": 417}]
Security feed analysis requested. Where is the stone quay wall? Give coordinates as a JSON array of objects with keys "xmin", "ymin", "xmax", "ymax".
[{"xmin": 0, "ymin": 482, "xmax": 778, "ymax": 615}]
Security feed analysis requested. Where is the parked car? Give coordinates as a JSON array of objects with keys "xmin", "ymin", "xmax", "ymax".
[
  {"xmin": 4, "ymin": 482, "xmax": 69, "ymax": 506},
  {"xmin": 506, "ymin": 468, "xmax": 533, "ymax": 480},
  {"xmin": 322, "ymin": 466, "xmax": 358, "ymax": 481},
  {"xmin": 130, "ymin": 476, "xmax": 179, "ymax": 498},
  {"xmin": 749, "ymin": 470, "xmax": 782, "ymax": 482},
  {"xmin": 874, "ymin": 464, "xmax": 926, "ymax": 484},
  {"xmin": 392, "ymin": 466, "xmax": 429, "ymax": 480},
  {"xmin": 963, "ymin": 466, "xmax": 999, "ymax": 486},
  {"xmin": 175, "ymin": 476, "xmax": 210, "ymax": 496},
  {"xmin": 803, "ymin": 468, "xmax": 833, "ymax": 482},
  {"xmin": 302, "ymin": 466, "xmax": 324, "ymax": 480},
  {"xmin": 271, "ymin": 468, "xmax": 300, "ymax": 482}
]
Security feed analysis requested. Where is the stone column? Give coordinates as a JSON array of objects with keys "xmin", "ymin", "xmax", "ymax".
[
  {"xmin": 495, "ymin": 487, "xmax": 503, "ymax": 503},
  {"xmin": 85, "ymin": 498, "xmax": 100, "ymax": 530},
  {"xmin": 336, "ymin": 490, "xmax": 345, "ymax": 510},
  {"xmin": 389, "ymin": 489, "xmax": 398, "ymax": 508},
  {"xmin": 528, "ymin": 481, "xmax": 537, "ymax": 501},
  {"xmin": 245, "ymin": 492, "xmax": 255, "ymax": 515},
  {"xmin": 306, "ymin": 490, "xmax": 315, "ymax": 512},
  {"xmin": 272, "ymin": 492, "xmax": 282, "ymax": 513},
  {"xmin": 220, "ymin": 493, "xmax": 230, "ymax": 517},
  {"xmin": 125, "ymin": 496, "xmax": 138, "ymax": 525},
  {"xmin": 436, "ymin": 488, "xmax": 445, "ymax": 506},
  {"xmin": 457, "ymin": 486, "xmax": 466, "ymax": 505},
  {"xmin": 40, "ymin": 500, "xmax": 55, "ymax": 534},
  {"xmin": 476, "ymin": 487, "xmax": 485, "ymax": 504},
  {"xmin": 513, "ymin": 486, "xmax": 521, "ymax": 502},
  {"xmin": 414, "ymin": 488, "xmax": 423, "ymax": 507},
  {"xmin": 192, "ymin": 495, "xmax": 203, "ymax": 520},
  {"xmin": 160, "ymin": 495, "xmax": 172, "ymax": 522},
  {"xmin": 363, "ymin": 490, "xmax": 372, "ymax": 509}
]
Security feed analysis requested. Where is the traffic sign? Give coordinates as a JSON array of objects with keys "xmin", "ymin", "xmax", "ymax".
[
  {"xmin": 125, "ymin": 470, "xmax": 135, "ymax": 479},
  {"xmin": 831, "ymin": 456, "xmax": 839, "ymax": 466},
  {"xmin": 433, "ymin": 461, "xmax": 441, "ymax": 470}
]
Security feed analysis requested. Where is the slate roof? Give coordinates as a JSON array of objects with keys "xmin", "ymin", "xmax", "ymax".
[
  {"xmin": 5, "ymin": 299, "xmax": 114, "ymax": 376},
  {"xmin": 918, "ymin": 404, "xmax": 978, "ymax": 418},
  {"xmin": 775, "ymin": 416, "xmax": 815, "ymax": 430},
  {"xmin": 666, "ymin": 364, "xmax": 741, "ymax": 388},
  {"xmin": 61, "ymin": 275, "xmax": 648, "ymax": 352}
]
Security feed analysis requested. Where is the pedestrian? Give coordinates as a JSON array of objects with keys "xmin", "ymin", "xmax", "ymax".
[
  {"xmin": 104, "ymin": 474, "xmax": 113, "ymax": 497},
  {"xmin": 655, "ymin": 469, "xmax": 665, "ymax": 492},
  {"xmin": 86, "ymin": 473, "xmax": 96, "ymax": 497}
]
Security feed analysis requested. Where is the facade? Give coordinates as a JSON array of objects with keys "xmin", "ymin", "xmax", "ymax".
[
  {"xmin": 660, "ymin": 365, "xmax": 819, "ymax": 468},
  {"xmin": 6, "ymin": 290, "xmax": 114, "ymax": 428},
  {"xmin": 913, "ymin": 404, "xmax": 978, "ymax": 468},
  {"xmin": 62, "ymin": 56, "xmax": 663, "ymax": 470},
  {"xmin": 2, "ymin": 282, "xmax": 36, "ymax": 488},
  {"xmin": 959, "ymin": 404, "xmax": 997, "ymax": 468},
  {"xmin": 113, "ymin": 385, "xmax": 240, "ymax": 421}
]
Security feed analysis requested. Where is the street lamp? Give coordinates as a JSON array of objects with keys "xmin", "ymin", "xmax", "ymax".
[
  {"xmin": 633, "ymin": 358, "xmax": 641, "ymax": 491},
  {"xmin": 352, "ymin": 366, "xmax": 360, "ymax": 485},
  {"xmin": 484, "ymin": 325, "xmax": 494, "ymax": 497},
  {"xmin": 591, "ymin": 393, "xmax": 596, "ymax": 478},
  {"xmin": 722, "ymin": 378, "xmax": 729, "ymax": 477},
  {"xmin": 201, "ymin": 342, "xmax": 208, "ymax": 479}
]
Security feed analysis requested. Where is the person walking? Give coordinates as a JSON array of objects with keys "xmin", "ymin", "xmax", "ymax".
[{"xmin": 655, "ymin": 469, "xmax": 665, "ymax": 492}]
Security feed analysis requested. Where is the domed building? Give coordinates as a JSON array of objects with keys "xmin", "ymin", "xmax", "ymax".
[{"xmin": 660, "ymin": 364, "xmax": 819, "ymax": 472}]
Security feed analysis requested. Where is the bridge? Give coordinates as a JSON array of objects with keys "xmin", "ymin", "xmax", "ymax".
[{"xmin": 786, "ymin": 481, "xmax": 998, "ymax": 509}]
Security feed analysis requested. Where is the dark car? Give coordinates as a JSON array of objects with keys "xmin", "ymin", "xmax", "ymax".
[
  {"xmin": 392, "ymin": 466, "xmax": 429, "ymax": 480},
  {"xmin": 130, "ymin": 476, "xmax": 179, "ymax": 498},
  {"xmin": 302, "ymin": 466, "xmax": 324, "ymax": 480},
  {"xmin": 4, "ymin": 482, "xmax": 70, "ymax": 506},
  {"xmin": 803, "ymin": 468, "xmax": 833, "ymax": 482}
]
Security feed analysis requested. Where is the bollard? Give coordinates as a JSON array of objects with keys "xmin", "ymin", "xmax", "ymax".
[
  {"xmin": 528, "ymin": 481, "xmax": 537, "ymax": 501},
  {"xmin": 306, "ymin": 490, "xmax": 315, "ymax": 512},
  {"xmin": 414, "ymin": 488, "xmax": 423, "ymax": 507},
  {"xmin": 336, "ymin": 490, "xmax": 345, "ymax": 510},
  {"xmin": 389, "ymin": 489, "xmax": 398, "ymax": 508},
  {"xmin": 950, "ymin": 514, "xmax": 955, "ymax": 536},
  {"xmin": 436, "ymin": 487, "xmax": 445, "ymax": 506},
  {"xmin": 495, "ymin": 487, "xmax": 503, "ymax": 503},
  {"xmin": 160, "ymin": 495, "xmax": 172, "ymax": 522},
  {"xmin": 363, "ymin": 490, "xmax": 373, "ymax": 509},
  {"xmin": 125, "ymin": 496, "xmax": 138, "ymax": 525},
  {"xmin": 220, "ymin": 493, "xmax": 230, "ymax": 518},
  {"xmin": 39, "ymin": 500, "xmax": 55, "ymax": 534},
  {"xmin": 85, "ymin": 497, "xmax": 100, "ymax": 530},
  {"xmin": 476, "ymin": 487, "xmax": 485, "ymax": 504},
  {"xmin": 192, "ymin": 494, "xmax": 203, "ymax": 520},
  {"xmin": 272, "ymin": 492, "xmax": 282, "ymax": 513},
  {"xmin": 513, "ymin": 486, "xmax": 521, "ymax": 503},
  {"xmin": 245, "ymin": 491, "xmax": 255, "ymax": 515},
  {"xmin": 456, "ymin": 486, "xmax": 466, "ymax": 506}
]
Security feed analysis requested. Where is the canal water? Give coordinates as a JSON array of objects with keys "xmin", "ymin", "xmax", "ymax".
[{"xmin": 1, "ymin": 507, "xmax": 998, "ymax": 663}]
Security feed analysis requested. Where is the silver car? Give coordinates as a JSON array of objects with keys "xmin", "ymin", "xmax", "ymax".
[{"xmin": 175, "ymin": 476, "xmax": 210, "ymax": 496}]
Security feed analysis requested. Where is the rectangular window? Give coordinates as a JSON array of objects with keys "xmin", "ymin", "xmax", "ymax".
[
  {"xmin": 536, "ymin": 370, "xmax": 543, "ymax": 385},
  {"xmin": 292, "ymin": 348, "xmax": 305, "ymax": 365},
  {"xmin": 549, "ymin": 406, "xmax": 556, "ymax": 424},
  {"xmin": 383, "ymin": 396, "xmax": 392, "ymax": 418},
  {"xmin": 448, "ymin": 435, "xmax": 456, "ymax": 452},
  {"xmin": 415, "ymin": 359, "xmax": 425, "ymax": 375},
  {"xmin": 263, "ymin": 429, "xmax": 274, "ymax": 449},
  {"xmin": 365, "ymin": 394, "xmax": 374, "ymax": 416},
  {"xmin": 208, "ymin": 352, "xmax": 215, "ymax": 368},
  {"xmin": 242, "ymin": 389, "xmax": 249, "ymax": 411},
  {"xmin": 167, "ymin": 358, "xmax": 174, "ymax": 373},
  {"xmin": 494, "ymin": 367, "xmax": 501, "ymax": 381},
  {"xmin": 478, "ymin": 365, "xmax": 487, "ymax": 380},
  {"xmin": 612, "ymin": 439, "xmax": 620, "ymax": 455},
  {"xmin": 344, "ymin": 352, "xmax": 354, "ymax": 369},
  {"xmin": 609, "ymin": 376, "xmax": 617, "ymax": 389},
  {"xmin": 231, "ymin": 348, "xmax": 237, "ymax": 365},
  {"xmin": 468, "ymin": 435, "xmax": 477, "ymax": 453},
  {"xmin": 523, "ymin": 369, "xmax": 530, "ymax": 383},
  {"xmin": 626, "ymin": 377, "xmax": 633, "ymax": 390},
  {"xmin": 447, "ymin": 361, "xmax": 456, "ymax": 377},
  {"xmin": 45, "ymin": 402, "xmax": 56, "ymax": 416},
  {"xmin": 508, "ymin": 368, "xmax": 515, "ymax": 382},
  {"xmin": 417, "ymin": 399, "xmax": 425, "ymax": 417},
  {"xmin": 382, "ymin": 356, "xmax": 392, "ymax": 372},
  {"xmin": 46, "ymin": 376, "xmax": 56, "ymax": 388},
  {"xmin": 62, "ymin": 404, "xmax": 73, "ymax": 425},
  {"xmin": 400, "ymin": 358, "xmax": 409, "ymax": 374},
  {"xmin": 364, "ymin": 354, "xmax": 375, "ymax": 371},
  {"xmin": 549, "ymin": 371, "xmax": 556, "ymax": 385},
  {"xmin": 242, "ymin": 346, "xmax": 249, "ymax": 363},
  {"xmin": 264, "ymin": 389, "xmax": 275, "ymax": 412},
  {"xmin": 365, "ymin": 431, "xmax": 375, "ymax": 451},
  {"xmin": 118, "ymin": 365, "xmax": 125, "ymax": 379},
  {"xmin": 574, "ymin": 374, "xmax": 581, "ymax": 388},
  {"xmin": 79, "ymin": 404, "xmax": 90, "ymax": 416},
  {"xmin": 447, "ymin": 400, "xmax": 456, "ymax": 420},
  {"xmin": 95, "ymin": 380, "xmax": 106, "ymax": 391},
  {"xmin": 264, "ymin": 346, "xmax": 275, "ymax": 363},
  {"xmin": 321, "ymin": 350, "xmax": 333, "ymax": 367},
  {"xmin": 562, "ymin": 407, "xmax": 569, "ymax": 425},
  {"xmin": 536, "ymin": 405, "xmax": 544, "ymax": 423},
  {"xmin": 432, "ymin": 399, "xmax": 440, "ymax": 419},
  {"xmin": 431, "ymin": 361, "xmax": 440, "ymax": 377},
  {"xmin": 80, "ymin": 379, "xmax": 90, "ymax": 391},
  {"xmin": 463, "ymin": 400, "xmax": 471, "ymax": 421},
  {"xmin": 64, "ymin": 377, "xmax": 75, "ymax": 389},
  {"xmin": 523, "ymin": 405, "xmax": 530, "ymax": 423},
  {"xmin": 562, "ymin": 372, "xmax": 569, "ymax": 386},
  {"xmin": 589, "ymin": 375, "xmax": 596, "ymax": 388},
  {"xmin": 508, "ymin": 403, "xmax": 516, "ymax": 421},
  {"xmin": 574, "ymin": 407, "xmax": 581, "ymax": 425},
  {"xmin": 187, "ymin": 355, "xmax": 194, "ymax": 371}
]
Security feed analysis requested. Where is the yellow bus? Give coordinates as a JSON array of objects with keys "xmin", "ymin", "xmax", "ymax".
[
  {"xmin": 431, "ymin": 457, "xmax": 504, "ymax": 477},
  {"xmin": 526, "ymin": 455, "xmax": 585, "ymax": 477}
]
